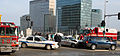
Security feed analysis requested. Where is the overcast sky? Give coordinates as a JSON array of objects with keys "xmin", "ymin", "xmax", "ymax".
[{"xmin": 0, "ymin": 0, "xmax": 120, "ymax": 30}]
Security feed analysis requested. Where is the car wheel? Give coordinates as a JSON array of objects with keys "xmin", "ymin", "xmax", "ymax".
[
  {"xmin": 91, "ymin": 44, "xmax": 96, "ymax": 50},
  {"xmin": 21, "ymin": 43, "xmax": 27, "ymax": 48},
  {"xmin": 71, "ymin": 44, "xmax": 76, "ymax": 48},
  {"xmin": 46, "ymin": 45, "xmax": 52, "ymax": 50},
  {"xmin": 110, "ymin": 45, "xmax": 116, "ymax": 50}
]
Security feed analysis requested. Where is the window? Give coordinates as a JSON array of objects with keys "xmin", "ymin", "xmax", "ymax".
[
  {"xmin": 35, "ymin": 37, "xmax": 40, "ymax": 41},
  {"xmin": 40, "ymin": 37, "xmax": 47, "ymax": 41},
  {"xmin": 96, "ymin": 37, "xmax": 102, "ymax": 41},
  {"xmin": 26, "ymin": 37, "xmax": 33, "ymax": 41},
  {"xmin": 6, "ymin": 27, "xmax": 16, "ymax": 36},
  {"xmin": 69, "ymin": 37, "xmax": 75, "ymax": 40},
  {"xmin": 64, "ymin": 37, "xmax": 68, "ymax": 40},
  {"xmin": 0, "ymin": 27, "xmax": 5, "ymax": 35}
]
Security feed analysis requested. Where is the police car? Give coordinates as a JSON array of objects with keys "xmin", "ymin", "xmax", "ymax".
[
  {"xmin": 19, "ymin": 36, "xmax": 59, "ymax": 50},
  {"xmin": 61, "ymin": 36, "xmax": 80, "ymax": 48}
]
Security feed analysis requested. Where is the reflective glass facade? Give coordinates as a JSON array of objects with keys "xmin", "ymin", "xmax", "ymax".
[
  {"xmin": 91, "ymin": 9, "xmax": 102, "ymax": 27},
  {"xmin": 57, "ymin": 0, "xmax": 92, "ymax": 32}
]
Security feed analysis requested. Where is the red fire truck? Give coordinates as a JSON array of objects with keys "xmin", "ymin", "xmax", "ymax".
[
  {"xmin": 0, "ymin": 22, "xmax": 19, "ymax": 53},
  {"xmin": 78, "ymin": 27, "xmax": 117, "ymax": 40}
]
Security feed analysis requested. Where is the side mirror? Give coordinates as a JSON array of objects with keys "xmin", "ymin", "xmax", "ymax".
[{"xmin": 15, "ymin": 28, "xmax": 17, "ymax": 36}]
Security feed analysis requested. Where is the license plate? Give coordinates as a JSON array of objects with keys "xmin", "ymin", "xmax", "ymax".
[{"xmin": 1, "ymin": 47, "xmax": 12, "ymax": 52}]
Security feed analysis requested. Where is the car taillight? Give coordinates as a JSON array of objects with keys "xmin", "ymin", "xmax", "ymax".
[{"xmin": 86, "ymin": 41, "xmax": 88, "ymax": 43}]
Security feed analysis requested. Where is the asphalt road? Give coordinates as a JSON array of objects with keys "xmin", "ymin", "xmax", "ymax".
[{"xmin": 0, "ymin": 46, "xmax": 120, "ymax": 56}]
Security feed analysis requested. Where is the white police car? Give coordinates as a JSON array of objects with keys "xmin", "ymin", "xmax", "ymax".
[
  {"xmin": 61, "ymin": 36, "xmax": 80, "ymax": 48},
  {"xmin": 19, "ymin": 36, "xmax": 59, "ymax": 50}
]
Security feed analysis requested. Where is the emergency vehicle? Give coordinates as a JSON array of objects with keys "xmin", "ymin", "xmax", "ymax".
[
  {"xmin": 19, "ymin": 36, "xmax": 59, "ymax": 50},
  {"xmin": 0, "ymin": 22, "xmax": 19, "ymax": 53},
  {"xmin": 78, "ymin": 27, "xmax": 117, "ymax": 40}
]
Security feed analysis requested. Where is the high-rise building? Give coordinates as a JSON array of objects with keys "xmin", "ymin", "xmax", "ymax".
[
  {"xmin": 57, "ymin": 0, "xmax": 92, "ymax": 33},
  {"xmin": 56, "ymin": 0, "xmax": 92, "ymax": 31},
  {"xmin": 91, "ymin": 9, "xmax": 102, "ymax": 27},
  {"xmin": 30, "ymin": 0, "xmax": 56, "ymax": 32}
]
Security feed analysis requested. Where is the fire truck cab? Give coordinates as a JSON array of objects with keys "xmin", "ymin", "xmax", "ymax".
[{"xmin": 0, "ymin": 22, "xmax": 19, "ymax": 53}]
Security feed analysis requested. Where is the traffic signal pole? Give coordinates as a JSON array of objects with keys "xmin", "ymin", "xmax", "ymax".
[{"xmin": 103, "ymin": 0, "xmax": 107, "ymax": 36}]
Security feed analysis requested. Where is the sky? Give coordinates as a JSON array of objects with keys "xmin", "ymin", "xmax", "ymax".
[{"xmin": 0, "ymin": 0, "xmax": 120, "ymax": 30}]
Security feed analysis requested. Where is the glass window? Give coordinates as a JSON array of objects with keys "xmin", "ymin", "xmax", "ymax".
[
  {"xmin": 64, "ymin": 37, "xmax": 68, "ymax": 40},
  {"xmin": 96, "ymin": 37, "xmax": 102, "ymax": 41},
  {"xmin": 69, "ymin": 37, "xmax": 75, "ymax": 40},
  {"xmin": 26, "ymin": 37, "xmax": 33, "ymax": 41},
  {"xmin": 6, "ymin": 27, "xmax": 16, "ymax": 36},
  {"xmin": 35, "ymin": 37, "xmax": 40, "ymax": 41},
  {"xmin": 0, "ymin": 27, "xmax": 5, "ymax": 35},
  {"xmin": 40, "ymin": 37, "xmax": 47, "ymax": 41}
]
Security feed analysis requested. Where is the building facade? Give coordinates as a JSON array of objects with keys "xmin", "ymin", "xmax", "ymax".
[
  {"xmin": 57, "ymin": 0, "xmax": 92, "ymax": 33},
  {"xmin": 91, "ymin": 9, "xmax": 102, "ymax": 27},
  {"xmin": 30, "ymin": 0, "xmax": 56, "ymax": 32}
]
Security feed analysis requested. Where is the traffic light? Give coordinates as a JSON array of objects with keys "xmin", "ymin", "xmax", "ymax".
[
  {"xmin": 101, "ymin": 20, "xmax": 105, "ymax": 27},
  {"xmin": 31, "ymin": 21, "xmax": 33, "ymax": 26},
  {"xmin": 118, "ymin": 13, "xmax": 120, "ymax": 20}
]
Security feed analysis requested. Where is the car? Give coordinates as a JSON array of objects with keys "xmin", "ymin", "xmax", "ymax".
[
  {"xmin": 19, "ymin": 36, "xmax": 59, "ymax": 50},
  {"xmin": 61, "ymin": 36, "xmax": 80, "ymax": 48},
  {"xmin": 82, "ymin": 36, "xmax": 117, "ymax": 50}
]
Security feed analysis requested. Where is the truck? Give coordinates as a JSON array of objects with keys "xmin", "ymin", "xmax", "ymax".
[
  {"xmin": 78, "ymin": 27, "xmax": 117, "ymax": 41},
  {"xmin": 0, "ymin": 22, "xmax": 19, "ymax": 53}
]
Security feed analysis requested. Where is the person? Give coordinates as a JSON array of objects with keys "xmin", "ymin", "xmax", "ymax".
[
  {"xmin": 54, "ymin": 34, "xmax": 62, "ymax": 47},
  {"xmin": 51, "ymin": 33, "xmax": 55, "ymax": 41},
  {"xmin": 48, "ymin": 34, "xmax": 51, "ymax": 41},
  {"xmin": 45, "ymin": 33, "xmax": 49, "ymax": 40}
]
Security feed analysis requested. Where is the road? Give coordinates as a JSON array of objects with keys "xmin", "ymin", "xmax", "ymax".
[{"xmin": 0, "ymin": 46, "xmax": 120, "ymax": 56}]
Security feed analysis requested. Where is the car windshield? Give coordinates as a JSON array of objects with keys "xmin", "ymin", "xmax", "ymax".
[
  {"xmin": 83, "ymin": 37, "xmax": 88, "ymax": 41},
  {"xmin": 0, "ymin": 27, "xmax": 5, "ymax": 35},
  {"xmin": 40, "ymin": 37, "xmax": 47, "ymax": 41},
  {"xmin": 6, "ymin": 27, "xmax": 17, "ymax": 36},
  {"xmin": 69, "ymin": 37, "xmax": 75, "ymax": 40}
]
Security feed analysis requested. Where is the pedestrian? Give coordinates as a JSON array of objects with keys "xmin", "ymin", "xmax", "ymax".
[
  {"xmin": 45, "ymin": 33, "xmax": 49, "ymax": 40},
  {"xmin": 51, "ymin": 33, "xmax": 55, "ymax": 41},
  {"xmin": 48, "ymin": 33, "xmax": 51, "ymax": 41},
  {"xmin": 54, "ymin": 34, "xmax": 62, "ymax": 47}
]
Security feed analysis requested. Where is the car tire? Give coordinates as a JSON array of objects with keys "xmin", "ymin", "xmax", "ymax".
[
  {"xmin": 71, "ymin": 44, "xmax": 76, "ymax": 48},
  {"xmin": 110, "ymin": 45, "xmax": 116, "ymax": 50},
  {"xmin": 21, "ymin": 43, "xmax": 27, "ymax": 48},
  {"xmin": 91, "ymin": 44, "xmax": 96, "ymax": 50},
  {"xmin": 46, "ymin": 45, "xmax": 52, "ymax": 50}
]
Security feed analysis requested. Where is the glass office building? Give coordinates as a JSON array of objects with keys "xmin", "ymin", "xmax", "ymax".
[
  {"xmin": 91, "ymin": 9, "xmax": 102, "ymax": 27},
  {"xmin": 57, "ymin": 0, "xmax": 92, "ymax": 33}
]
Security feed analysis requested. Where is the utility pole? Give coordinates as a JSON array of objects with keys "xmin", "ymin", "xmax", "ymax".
[{"xmin": 103, "ymin": 0, "xmax": 108, "ymax": 36}]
